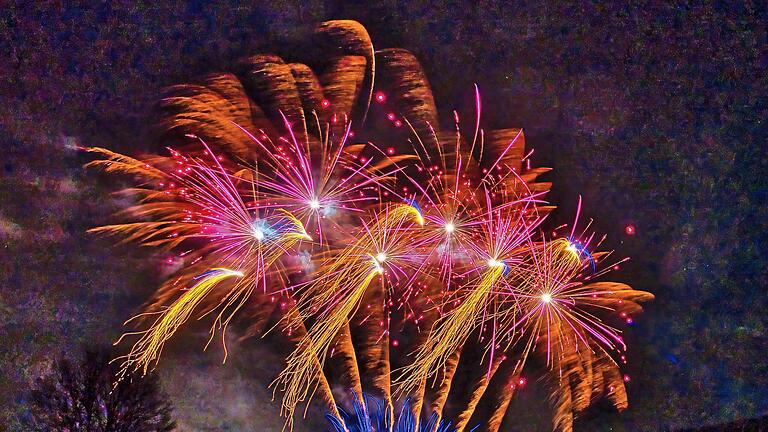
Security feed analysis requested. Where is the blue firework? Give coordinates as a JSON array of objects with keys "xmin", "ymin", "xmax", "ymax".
[{"xmin": 325, "ymin": 392, "xmax": 476, "ymax": 432}]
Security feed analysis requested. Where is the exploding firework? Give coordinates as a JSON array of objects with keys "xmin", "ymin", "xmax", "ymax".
[
  {"xmin": 87, "ymin": 20, "xmax": 653, "ymax": 432},
  {"xmin": 326, "ymin": 391, "xmax": 461, "ymax": 432}
]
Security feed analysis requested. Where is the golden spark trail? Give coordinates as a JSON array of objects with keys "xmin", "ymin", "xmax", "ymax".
[
  {"xmin": 397, "ymin": 263, "xmax": 505, "ymax": 397},
  {"xmin": 275, "ymin": 266, "xmax": 380, "ymax": 432},
  {"xmin": 115, "ymin": 268, "xmax": 243, "ymax": 376},
  {"xmin": 275, "ymin": 203, "xmax": 423, "ymax": 429}
]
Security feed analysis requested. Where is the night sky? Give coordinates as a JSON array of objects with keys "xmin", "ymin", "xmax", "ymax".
[{"xmin": 1, "ymin": 2, "xmax": 766, "ymax": 431}]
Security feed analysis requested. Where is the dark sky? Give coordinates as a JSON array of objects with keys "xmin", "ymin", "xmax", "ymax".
[{"xmin": 1, "ymin": 1, "xmax": 766, "ymax": 431}]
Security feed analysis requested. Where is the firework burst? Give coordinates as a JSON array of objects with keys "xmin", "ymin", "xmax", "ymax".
[{"xmin": 87, "ymin": 20, "xmax": 654, "ymax": 432}]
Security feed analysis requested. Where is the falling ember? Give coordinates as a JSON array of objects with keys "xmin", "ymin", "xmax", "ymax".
[{"xmin": 114, "ymin": 268, "xmax": 245, "ymax": 376}]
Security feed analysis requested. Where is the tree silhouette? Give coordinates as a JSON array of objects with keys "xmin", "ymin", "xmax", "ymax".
[{"xmin": 27, "ymin": 349, "xmax": 175, "ymax": 432}]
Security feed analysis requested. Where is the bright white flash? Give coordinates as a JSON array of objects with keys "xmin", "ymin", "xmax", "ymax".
[
  {"xmin": 309, "ymin": 199, "xmax": 321, "ymax": 210},
  {"xmin": 444, "ymin": 222, "xmax": 455, "ymax": 233},
  {"xmin": 488, "ymin": 258, "xmax": 503, "ymax": 268},
  {"xmin": 541, "ymin": 293, "xmax": 552, "ymax": 303}
]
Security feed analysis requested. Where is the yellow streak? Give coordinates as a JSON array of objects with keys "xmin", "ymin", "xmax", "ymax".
[
  {"xmin": 553, "ymin": 238, "xmax": 584, "ymax": 271},
  {"xmin": 390, "ymin": 202, "xmax": 424, "ymax": 227},
  {"xmin": 275, "ymin": 203, "xmax": 422, "ymax": 429},
  {"xmin": 277, "ymin": 208, "xmax": 313, "ymax": 242},
  {"xmin": 275, "ymin": 268, "xmax": 379, "ymax": 432},
  {"xmin": 116, "ymin": 268, "xmax": 243, "ymax": 376},
  {"xmin": 397, "ymin": 265, "xmax": 505, "ymax": 396}
]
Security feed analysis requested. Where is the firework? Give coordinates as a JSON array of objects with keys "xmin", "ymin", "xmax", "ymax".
[
  {"xmin": 231, "ymin": 114, "xmax": 410, "ymax": 245},
  {"xmin": 89, "ymin": 144, "xmax": 317, "ymax": 376},
  {"xmin": 87, "ymin": 19, "xmax": 654, "ymax": 432},
  {"xmin": 395, "ymin": 196, "xmax": 542, "ymax": 395},
  {"xmin": 325, "ymin": 391, "xmax": 461, "ymax": 432}
]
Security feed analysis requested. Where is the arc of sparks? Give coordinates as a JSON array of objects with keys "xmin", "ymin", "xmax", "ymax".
[
  {"xmin": 274, "ymin": 202, "xmax": 424, "ymax": 428},
  {"xmin": 114, "ymin": 268, "xmax": 244, "ymax": 376}
]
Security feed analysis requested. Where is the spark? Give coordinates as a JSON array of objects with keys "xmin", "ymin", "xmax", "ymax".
[
  {"xmin": 88, "ymin": 144, "xmax": 312, "ymax": 378},
  {"xmin": 274, "ymin": 203, "xmax": 425, "ymax": 424},
  {"xmin": 114, "ymin": 268, "xmax": 244, "ymax": 376}
]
